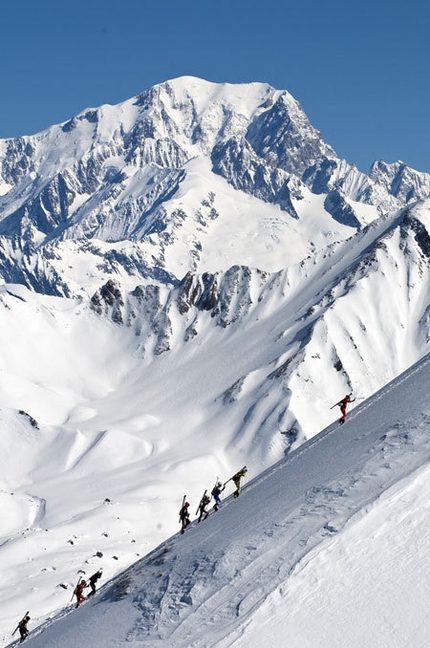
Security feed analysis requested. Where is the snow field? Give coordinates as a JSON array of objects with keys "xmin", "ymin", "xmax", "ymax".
[{"xmin": 16, "ymin": 354, "xmax": 430, "ymax": 647}]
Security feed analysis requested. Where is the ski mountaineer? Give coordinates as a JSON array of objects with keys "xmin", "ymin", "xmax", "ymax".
[
  {"xmin": 338, "ymin": 393, "xmax": 355, "ymax": 425},
  {"xmin": 17, "ymin": 615, "xmax": 30, "ymax": 643},
  {"xmin": 87, "ymin": 569, "xmax": 103, "ymax": 597},
  {"xmin": 197, "ymin": 492, "xmax": 211, "ymax": 522},
  {"xmin": 211, "ymin": 481, "xmax": 225, "ymax": 511},
  {"xmin": 230, "ymin": 466, "xmax": 247, "ymax": 498},
  {"xmin": 74, "ymin": 579, "xmax": 88, "ymax": 608},
  {"xmin": 179, "ymin": 501, "xmax": 191, "ymax": 534}
]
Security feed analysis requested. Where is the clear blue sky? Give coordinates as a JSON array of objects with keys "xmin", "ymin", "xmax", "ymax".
[{"xmin": 1, "ymin": 0, "xmax": 429, "ymax": 173}]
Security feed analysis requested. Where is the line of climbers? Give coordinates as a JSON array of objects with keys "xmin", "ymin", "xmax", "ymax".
[
  {"xmin": 12, "ymin": 467, "xmax": 249, "ymax": 640},
  {"xmin": 11, "ymin": 395, "xmax": 355, "ymax": 641},
  {"xmin": 179, "ymin": 393, "xmax": 356, "ymax": 535},
  {"xmin": 11, "ymin": 467, "xmax": 249, "ymax": 641},
  {"xmin": 179, "ymin": 466, "xmax": 248, "ymax": 534},
  {"xmin": 13, "ymin": 569, "xmax": 103, "ymax": 643},
  {"xmin": 12, "ymin": 465, "xmax": 247, "ymax": 641}
]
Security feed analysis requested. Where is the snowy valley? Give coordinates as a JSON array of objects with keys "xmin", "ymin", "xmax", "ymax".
[{"xmin": 0, "ymin": 76, "xmax": 429, "ymax": 645}]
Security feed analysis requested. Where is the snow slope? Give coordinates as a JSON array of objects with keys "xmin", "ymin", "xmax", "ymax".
[
  {"xmin": 13, "ymin": 352, "xmax": 430, "ymax": 647},
  {"xmin": 0, "ymin": 199, "xmax": 428, "ymax": 645},
  {"xmin": 0, "ymin": 198, "xmax": 428, "ymax": 647},
  {"xmin": 0, "ymin": 76, "xmax": 430, "ymax": 647}
]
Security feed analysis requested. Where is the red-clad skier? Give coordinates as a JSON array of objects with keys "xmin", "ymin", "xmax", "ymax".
[
  {"xmin": 338, "ymin": 393, "xmax": 355, "ymax": 424},
  {"xmin": 74, "ymin": 579, "xmax": 88, "ymax": 608}
]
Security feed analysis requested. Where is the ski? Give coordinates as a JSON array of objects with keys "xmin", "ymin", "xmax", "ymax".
[
  {"xmin": 71, "ymin": 576, "xmax": 82, "ymax": 603},
  {"xmin": 12, "ymin": 611, "xmax": 29, "ymax": 636},
  {"xmin": 195, "ymin": 490, "xmax": 208, "ymax": 516},
  {"xmin": 179, "ymin": 495, "xmax": 186, "ymax": 523}
]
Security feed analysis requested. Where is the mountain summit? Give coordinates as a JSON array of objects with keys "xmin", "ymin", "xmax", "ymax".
[{"xmin": 0, "ymin": 75, "xmax": 429, "ymax": 296}]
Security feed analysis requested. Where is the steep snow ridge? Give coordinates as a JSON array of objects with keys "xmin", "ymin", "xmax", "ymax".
[
  {"xmin": 17, "ymin": 353, "xmax": 430, "ymax": 647},
  {"xmin": 288, "ymin": 201, "xmax": 430, "ymax": 433}
]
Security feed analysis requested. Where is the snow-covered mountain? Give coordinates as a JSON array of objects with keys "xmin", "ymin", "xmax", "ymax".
[
  {"xmin": 0, "ymin": 76, "xmax": 429, "ymax": 296},
  {"xmin": 0, "ymin": 76, "xmax": 429, "ymax": 645}
]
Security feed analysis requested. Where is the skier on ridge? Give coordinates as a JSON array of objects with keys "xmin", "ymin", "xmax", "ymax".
[
  {"xmin": 338, "ymin": 393, "xmax": 355, "ymax": 425},
  {"xmin": 197, "ymin": 491, "xmax": 211, "ymax": 522},
  {"xmin": 16, "ymin": 614, "xmax": 30, "ymax": 643},
  {"xmin": 87, "ymin": 569, "xmax": 103, "ymax": 597},
  {"xmin": 74, "ymin": 579, "xmax": 88, "ymax": 608},
  {"xmin": 229, "ymin": 466, "xmax": 247, "ymax": 498},
  {"xmin": 179, "ymin": 501, "xmax": 191, "ymax": 534},
  {"xmin": 211, "ymin": 481, "xmax": 225, "ymax": 511}
]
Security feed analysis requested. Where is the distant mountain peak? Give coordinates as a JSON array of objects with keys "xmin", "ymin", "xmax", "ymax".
[{"xmin": 0, "ymin": 76, "xmax": 429, "ymax": 297}]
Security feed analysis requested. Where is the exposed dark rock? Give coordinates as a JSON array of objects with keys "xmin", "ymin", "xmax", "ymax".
[{"xmin": 324, "ymin": 190, "xmax": 361, "ymax": 229}]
